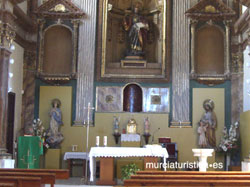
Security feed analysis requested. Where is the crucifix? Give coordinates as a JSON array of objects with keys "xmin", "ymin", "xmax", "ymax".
[{"xmin": 83, "ymin": 102, "xmax": 95, "ymax": 184}]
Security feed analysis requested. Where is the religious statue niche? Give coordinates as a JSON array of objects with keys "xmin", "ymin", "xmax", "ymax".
[
  {"xmin": 123, "ymin": 83, "xmax": 143, "ymax": 112},
  {"xmin": 186, "ymin": 0, "xmax": 235, "ymax": 85},
  {"xmin": 35, "ymin": 0, "xmax": 84, "ymax": 85},
  {"xmin": 96, "ymin": 0, "xmax": 172, "ymax": 82}
]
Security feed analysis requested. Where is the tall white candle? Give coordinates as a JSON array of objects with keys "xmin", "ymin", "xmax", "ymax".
[
  {"xmin": 103, "ymin": 136, "xmax": 107, "ymax": 147},
  {"xmin": 96, "ymin": 136, "xmax": 100, "ymax": 146}
]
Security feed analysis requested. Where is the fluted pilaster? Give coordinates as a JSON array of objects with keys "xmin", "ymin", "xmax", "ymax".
[
  {"xmin": 73, "ymin": 0, "xmax": 97, "ymax": 124},
  {"xmin": 171, "ymin": 0, "xmax": 191, "ymax": 126}
]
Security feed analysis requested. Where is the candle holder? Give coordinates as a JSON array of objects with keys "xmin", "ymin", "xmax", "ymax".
[
  {"xmin": 143, "ymin": 133, "xmax": 151, "ymax": 145},
  {"xmin": 113, "ymin": 133, "xmax": 121, "ymax": 145}
]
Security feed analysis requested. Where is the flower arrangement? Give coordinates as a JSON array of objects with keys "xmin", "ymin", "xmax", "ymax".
[
  {"xmin": 32, "ymin": 119, "xmax": 49, "ymax": 149},
  {"xmin": 218, "ymin": 122, "xmax": 240, "ymax": 152}
]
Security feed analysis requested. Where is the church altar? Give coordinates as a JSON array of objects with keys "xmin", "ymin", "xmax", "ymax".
[{"xmin": 89, "ymin": 146, "xmax": 168, "ymax": 182}]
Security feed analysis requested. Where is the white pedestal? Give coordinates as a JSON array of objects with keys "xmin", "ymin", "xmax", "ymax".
[
  {"xmin": 192, "ymin": 149, "xmax": 214, "ymax": 172},
  {"xmin": 242, "ymin": 161, "xmax": 250, "ymax": 171}
]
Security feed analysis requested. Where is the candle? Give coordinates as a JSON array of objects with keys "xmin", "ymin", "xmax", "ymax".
[
  {"xmin": 96, "ymin": 136, "xmax": 100, "ymax": 146},
  {"xmin": 103, "ymin": 136, "xmax": 107, "ymax": 147}
]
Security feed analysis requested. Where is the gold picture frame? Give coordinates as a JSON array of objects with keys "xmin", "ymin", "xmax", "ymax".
[{"xmin": 96, "ymin": 0, "xmax": 172, "ymax": 82}]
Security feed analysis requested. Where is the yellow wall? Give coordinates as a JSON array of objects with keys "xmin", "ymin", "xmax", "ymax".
[
  {"xmin": 240, "ymin": 110, "xmax": 250, "ymax": 160},
  {"xmin": 39, "ymin": 87, "xmax": 225, "ymax": 170}
]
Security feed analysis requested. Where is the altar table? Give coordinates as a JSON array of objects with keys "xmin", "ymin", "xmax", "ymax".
[
  {"xmin": 63, "ymin": 152, "xmax": 88, "ymax": 177},
  {"xmin": 89, "ymin": 146, "xmax": 168, "ymax": 184}
]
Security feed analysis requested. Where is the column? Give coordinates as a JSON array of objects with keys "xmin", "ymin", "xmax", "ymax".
[
  {"xmin": 22, "ymin": 50, "xmax": 36, "ymax": 132},
  {"xmin": 190, "ymin": 20, "xmax": 197, "ymax": 75},
  {"xmin": 0, "ymin": 21, "xmax": 15, "ymax": 149},
  {"xmin": 243, "ymin": 39, "xmax": 250, "ymax": 112},
  {"xmin": 73, "ymin": 0, "xmax": 97, "ymax": 125},
  {"xmin": 171, "ymin": 0, "xmax": 191, "ymax": 126},
  {"xmin": 225, "ymin": 21, "xmax": 231, "ymax": 75}
]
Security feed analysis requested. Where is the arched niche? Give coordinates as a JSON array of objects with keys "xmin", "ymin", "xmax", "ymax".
[
  {"xmin": 43, "ymin": 25, "xmax": 73, "ymax": 75},
  {"xmin": 123, "ymin": 84, "xmax": 143, "ymax": 112},
  {"xmin": 195, "ymin": 25, "xmax": 224, "ymax": 75}
]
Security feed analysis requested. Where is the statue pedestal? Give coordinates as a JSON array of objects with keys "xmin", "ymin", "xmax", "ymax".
[
  {"xmin": 192, "ymin": 149, "xmax": 214, "ymax": 171},
  {"xmin": 121, "ymin": 56, "xmax": 146, "ymax": 68},
  {"xmin": 45, "ymin": 149, "xmax": 61, "ymax": 169}
]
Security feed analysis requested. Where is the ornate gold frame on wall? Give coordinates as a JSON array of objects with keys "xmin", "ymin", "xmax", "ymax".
[
  {"xmin": 37, "ymin": 20, "xmax": 79, "ymax": 83},
  {"xmin": 96, "ymin": 0, "xmax": 172, "ymax": 82},
  {"xmin": 186, "ymin": 0, "xmax": 235, "ymax": 85},
  {"xmin": 35, "ymin": 0, "xmax": 84, "ymax": 84},
  {"xmin": 190, "ymin": 21, "xmax": 230, "ymax": 85}
]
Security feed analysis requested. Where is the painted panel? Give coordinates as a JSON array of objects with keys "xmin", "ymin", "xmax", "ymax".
[
  {"xmin": 96, "ymin": 86, "xmax": 122, "ymax": 112},
  {"xmin": 143, "ymin": 88, "xmax": 169, "ymax": 113}
]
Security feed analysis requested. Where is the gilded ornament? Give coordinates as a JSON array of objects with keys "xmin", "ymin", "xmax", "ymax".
[
  {"xmin": 53, "ymin": 4, "xmax": 66, "ymax": 12},
  {"xmin": 204, "ymin": 5, "xmax": 217, "ymax": 13},
  {"xmin": 126, "ymin": 119, "xmax": 137, "ymax": 134}
]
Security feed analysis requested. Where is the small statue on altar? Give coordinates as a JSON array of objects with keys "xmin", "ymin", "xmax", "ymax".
[
  {"xmin": 123, "ymin": 1, "xmax": 149, "ymax": 56},
  {"xmin": 46, "ymin": 98, "xmax": 64, "ymax": 148},
  {"xmin": 144, "ymin": 117, "xmax": 150, "ymax": 135},
  {"xmin": 198, "ymin": 99, "xmax": 217, "ymax": 149},
  {"xmin": 113, "ymin": 116, "xmax": 120, "ymax": 134}
]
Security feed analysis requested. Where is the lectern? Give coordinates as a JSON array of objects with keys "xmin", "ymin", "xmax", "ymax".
[{"xmin": 18, "ymin": 136, "xmax": 43, "ymax": 169}]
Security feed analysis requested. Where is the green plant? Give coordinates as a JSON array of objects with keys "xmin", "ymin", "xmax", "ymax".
[{"xmin": 121, "ymin": 163, "xmax": 140, "ymax": 180}]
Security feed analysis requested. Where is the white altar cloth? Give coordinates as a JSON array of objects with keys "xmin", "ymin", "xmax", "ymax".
[
  {"xmin": 121, "ymin": 134, "xmax": 141, "ymax": 142},
  {"xmin": 63, "ymin": 152, "xmax": 88, "ymax": 160},
  {"xmin": 0, "ymin": 159, "xmax": 15, "ymax": 168},
  {"xmin": 89, "ymin": 146, "xmax": 168, "ymax": 181}
]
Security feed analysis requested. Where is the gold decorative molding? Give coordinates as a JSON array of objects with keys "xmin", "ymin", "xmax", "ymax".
[
  {"xmin": 170, "ymin": 121, "xmax": 192, "ymax": 128},
  {"xmin": 189, "ymin": 15, "xmax": 232, "ymax": 84},
  {"xmin": 36, "ymin": 0, "xmax": 84, "ymax": 84},
  {"xmin": 100, "ymin": 0, "xmax": 169, "ymax": 79},
  {"xmin": 0, "ymin": 21, "xmax": 16, "ymax": 49},
  {"xmin": 50, "ymin": 4, "xmax": 67, "ymax": 12}
]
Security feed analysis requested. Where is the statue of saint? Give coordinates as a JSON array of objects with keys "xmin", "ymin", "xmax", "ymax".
[
  {"xmin": 46, "ymin": 98, "xmax": 64, "ymax": 148},
  {"xmin": 123, "ymin": 2, "xmax": 149, "ymax": 56},
  {"xmin": 197, "ymin": 121, "xmax": 208, "ymax": 148},
  {"xmin": 198, "ymin": 99, "xmax": 217, "ymax": 149}
]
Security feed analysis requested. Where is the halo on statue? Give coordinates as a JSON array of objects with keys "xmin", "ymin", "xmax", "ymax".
[{"xmin": 203, "ymin": 99, "xmax": 215, "ymax": 111}]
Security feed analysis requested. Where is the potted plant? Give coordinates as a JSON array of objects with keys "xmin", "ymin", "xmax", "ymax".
[{"xmin": 121, "ymin": 163, "xmax": 140, "ymax": 180}]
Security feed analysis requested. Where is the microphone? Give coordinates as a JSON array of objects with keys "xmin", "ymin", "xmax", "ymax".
[{"xmin": 151, "ymin": 128, "xmax": 160, "ymax": 144}]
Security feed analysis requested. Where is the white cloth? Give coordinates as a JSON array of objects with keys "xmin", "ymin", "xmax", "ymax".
[
  {"xmin": 121, "ymin": 134, "xmax": 141, "ymax": 142},
  {"xmin": 89, "ymin": 146, "xmax": 168, "ymax": 181},
  {"xmin": 0, "ymin": 159, "xmax": 15, "ymax": 168},
  {"xmin": 63, "ymin": 152, "xmax": 88, "ymax": 160}
]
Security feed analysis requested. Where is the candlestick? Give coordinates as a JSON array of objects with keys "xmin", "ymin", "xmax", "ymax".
[
  {"xmin": 96, "ymin": 136, "xmax": 100, "ymax": 147},
  {"xmin": 103, "ymin": 136, "xmax": 107, "ymax": 147}
]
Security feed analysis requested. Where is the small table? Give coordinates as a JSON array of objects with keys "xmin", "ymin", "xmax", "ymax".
[{"xmin": 63, "ymin": 152, "xmax": 88, "ymax": 177}]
